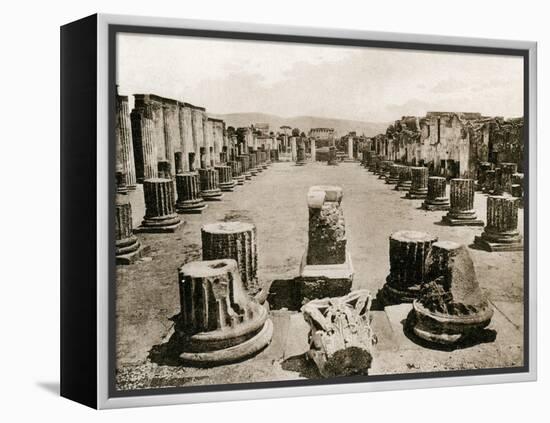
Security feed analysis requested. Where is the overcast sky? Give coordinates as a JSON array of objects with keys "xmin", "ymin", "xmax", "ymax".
[{"xmin": 117, "ymin": 33, "xmax": 523, "ymax": 122}]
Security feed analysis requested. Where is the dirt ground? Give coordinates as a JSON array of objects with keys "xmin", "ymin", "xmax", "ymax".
[{"xmin": 116, "ymin": 161, "xmax": 524, "ymax": 391}]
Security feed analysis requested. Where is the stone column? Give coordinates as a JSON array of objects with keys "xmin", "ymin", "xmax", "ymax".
[
  {"xmin": 115, "ymin": 173, "xmax": 145, "ymax": 264},
  {"xmin": 291, "ymin": 137, "xmax": 297, "ymax": 161},
  {"xmin": 476, "ymin": 162, "xmax": 492, "ymax": 191},
  {"xmin": 300, "ymin": 186, "xmax": 353, "ymax": 300},
  {"xmin": 175, "ymin": 172, "xmax": 207, "ymax": 214},
  {"xmin": 201, "ymin": 222, "xmax": 259, "ymax": 295},
  {"xmin": 379, "ymin": 160, "xmax": 393, "ymax": 179},
  {"xmin": 238, "ymin": 154, "xmax": 251, "ymax": 180},
  {"xmin": 483, "ymin": 169, "xmax": 496, "ymax": 194},
  {"xmin": 422, "ymin": 176, "xmax": 450, "ymax": 210},
  {"xmin": 395, "ymin": 166, "xmax": 412, "ymax": 191},
  {"xmin": 493, "ymin": 167, "xmax": 503, "ymax": 195},
  {"xmin": 215, "ymin": 165, "xmax": 236, "ymax": 192},
  {"xmin": 174, "ymin": 152, "xmax": 184, "ymax": 175},
  {"xmin": 474, "ymin": 196, "xmax": 522, "ymax": 251},
  {"xmin": 116, "ymin": 95, "xmax": 137, "ymax": 190},
  {"xmin": 386, "ymin": 164, "xmax": 402, "ymax": 184},
  {"xmin": 406, "ymin": 167, "xmax": 429, "ymax": 199},
  {"xmin": 347, "ymin": 137, "xmax": 353, "ymax": 160},
  {"xmin": 136, "ymin": 178, "xmax": 183, "ymax": 233},
  {"xmin": 311, "ymin": 139, "xmax": 316, "ymax": 162},
  {"xmin": 177, "ymin": 258, "xmax": 273, "ymax": 364},
  {"xmin": 369, "ymin": 155, "xmax": 380, "ymax": 173},
  {"xmin": 296, "ymin": 140, "xmax": 307, "ymax": 166},
  {"xmin": 229, "ymin": 160, "xmax": 245, "ymax": 185},
  {"xmin": 131, "ymin": 104, "xmax": 158, "ymax": 182},
  {"xmin": 442, "ymin": 179, "xmax": 483, "ymax": 226},
  {"xmin": 511, "ymin": 173, "xmax": 524, "ymax": 204},
  {"xmin": 500, "ymin": 163, "xmax": 518, "ymax": 194},
  {"xmin": 378, "ymin": 230, "xmax": 438, "ymax": 304},
  {"xmin": 413, "ymin": 241, "xmax": 493, "ymax": 345},
  {"xmin": 198, "ymin": 168, "xmax": 223, "ymax": 201}
]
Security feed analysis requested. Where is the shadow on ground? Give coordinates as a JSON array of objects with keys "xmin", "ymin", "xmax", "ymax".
[{"xmin": 281, "ymin": 353, "xmax": 321, "ymax": 379}]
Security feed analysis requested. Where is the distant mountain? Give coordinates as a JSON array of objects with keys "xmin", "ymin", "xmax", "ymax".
[{"xmin": 211, "ymin": 112, "xmax": 389, "ymax": 137}]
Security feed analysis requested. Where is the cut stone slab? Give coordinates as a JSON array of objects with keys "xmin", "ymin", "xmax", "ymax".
[{"xmin": 370, "ymin": 310, "xmax": 398, "ymax": 352}]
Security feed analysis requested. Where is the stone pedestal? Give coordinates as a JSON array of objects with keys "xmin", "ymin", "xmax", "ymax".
[
  {"xmin": 198, "ymin": 168, "xmax": 223, "ymax": 201},
  {"xmin": 302, "ymin": 290, "xmax": 374, "ymax": 377},
  {"xmin": 422, "ymin": 176, "xmax": 450, "ymax": 210},
  {"xmin": 442, "ymin": 179, "xmax": 483, "ymax": 226},
  {"xmin": 412, "ymin": 241, "xmax": 494, "ymax": 345},
  {"xmin": 476, "ymin": 162, "xmax": 492, "ymax": 191},
  {"xmin": 201, "ymin": 221, "xmax": 259, "ymax": 295},
  {"xmin": 379, "ymin": 231, "xmax": 438, "ymax": 304},
  {"xmin": 483, "ymin": 169, "xmax": 496, "ymax": 194},
  {"xmin": 178, "ymin": 259, "xmax": 272, "ymax": 364},
  {"xmin": 216, "ymin": 165, "xmax": 236, "ymax": 192},
  {"xmin": 386, "ymin": 164, "xmax": 402, "ymax": 185},
  {"xmin": 395, "ymin": 166, "xmax": 412, "ymax": 191},
  {"xmin": 136, "ymin": 178, "xmax": 183, "ymax": 233},
  {"xmin": 115, "ymin": 177, "xmax": 146, "ymax": 264},
  {"xmin": 474, "ymin": 196, "xmax": 522, "ymax": 251},
  {"xmin": 175, "ymin": 172, "xmax": 207, "ymax": 214},
  {"xmin": 406, "ymin": 167, "xmax": 429, "ymax": 199},
  {"xmin": 228, "ymin": 160, "xmax": 245, "ymax": 185},
  {"xmin": 300, "ymin": 186, "xmax": 353, "ymax": 301},
  {"xmin": 238, "ymin": 154, "xmax": 252, "ymax": 180}
]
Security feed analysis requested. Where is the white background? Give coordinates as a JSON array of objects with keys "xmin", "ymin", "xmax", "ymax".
[{"xmin": 0, "ymin": 0, "xmax": 547, "ymax": 421}]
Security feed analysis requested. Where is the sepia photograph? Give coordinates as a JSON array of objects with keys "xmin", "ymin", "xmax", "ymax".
[{"xmin": 112, "ymin": 29, "xmax": 527, "ymax": 393}]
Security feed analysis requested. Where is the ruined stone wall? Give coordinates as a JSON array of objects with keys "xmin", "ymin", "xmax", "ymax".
[{"xmin": 488, "ymin": 118, "xmax": 524, "ymax": 172}]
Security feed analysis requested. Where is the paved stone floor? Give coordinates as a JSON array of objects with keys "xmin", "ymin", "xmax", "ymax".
[{"xmin": 116, "ymin": 161, "xmax": 524, "ymax": 391}]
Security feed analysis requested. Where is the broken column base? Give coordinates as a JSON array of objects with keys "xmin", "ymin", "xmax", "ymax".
[
  {"xmin": 441, "ymin": 212, "xmax": 484, "ymax": 226},
  {"xmin": 135, "ymin": 215, "xmax": 184, "ymax": 233},
  {"xmin": 201, "ymin": 189, "xmax": 224, "ymax": 201},
  {"xmin": 219, "ymin": 181, "xmax": 236, "ymax": 192},
  {"xmin": 406, "ymin": 190, "xmax": 428, "ymax": 199},
  {"xmin": 474, "ymin": 232, "xmax": 523, "ymax": 252},
  {"xmin": 244, "ymin": 172, "xmax": 252, "ymax": 180},
  {"xmin": 422, "ymin": 199, "xmax": 450, "ymax": 211},
  {"xmin": 179, "ymin": 306, "xmax": 273, "ymax": 365},
  {"xmin": 176, "ymin": 199, "xmax": 208, "ymax": 214},
  {"xmin": 299, "ymin": 252, "xmax": 354, "ymax": 301},
  {"xmin": 377, "ymin": 280, "xmax": 421, "ymax": 305},
  {"xmin": 395, "ymin": 182, "xmax": 412, "ymax": 191},
  {"xmin": 412, "ymin": 300, "xmax": 494, "ymax": 345},
  {"xmin": 295, "ymin": 160, "xmax": 307, "ymax": 166},
  {"xmin": 116, "ymin": 236, "xmax": 150, "ymax": 265},
  {"xmin": 234, "ymin": 176, "xmax": 245, "ymax": 185}
]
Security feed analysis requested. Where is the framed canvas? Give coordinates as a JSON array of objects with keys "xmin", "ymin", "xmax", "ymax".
[{"xmin": 60, "ymin": 14, "xmax": 537, "ymax": 409}]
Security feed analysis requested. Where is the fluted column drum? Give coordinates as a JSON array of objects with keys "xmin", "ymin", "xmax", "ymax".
[
  {"xmin": 229, "ymin": 160, "xmax": 245, "ymax": 185},
  {"xmin": 443, "ymin": 179, "xmax": 483, "ymax": 226},
  {"xmin": 199, "ymin": 168, "xmax": 223, "ymax": 201},
  {"xmin": 483, "ymin": 170, "xmax": 496, "ymax": 193},
  {"xmin": 500, "ymin": 163, "xmax": 518, "ymax": 194},
  {"xmin": 178, "ymin": 259, "xmax": 272, "ymax": 364},
  {"xmin": 249, "ymin": 152, "xmax": 259, "ymax": 175},
  {"xmin": 379, "ymin": 230, "xmax": 438, "ymax": 304},
  {"xmin": 296, "ymin": 142, "xmax": 307, "ymax": 165},
  {"xmin": 386, "ymin": 164, "xmax": 402, "ymax": 184},
  {"xmin": 115, "ymin": 188, "xmax": 143, "ymax": 264},
  {"xmin": 422, "ymin": 176, "xmax": 450, "ymax": 210},
  {"xmin": 239, "ymin": 154, "xmax": 252, "ymax": 180},
  {"xmin": 201, "ymin": 221, "xmax": 259, "ymax": 295},
  {"xmin": 116, "ymin": 95, "xmax": 137, "ymax": 190},
  {"xmin": 395, "ymin": 166, "xmax": 412, "ymax": 191},
  {"xmin": 369, "ymin": 155, "xmax": 380, "ymax": 173},
  {"xmin": 136, "ymin": 178, "xmax": 183, "ymax": 233},
  {"xmin": 474, "ymin": 196, "xmax": 522, "ymax": 251},
  {"xmin": 176, "ymin": 172, "xmax": 207, "ymax": 214},
  {"xmin": 407, "ymin": 167, "xmax": 429, "ymax": 199},
  {"xmin": 216, "ymin": 165, "xmax": 236, "ymax": 191},
  {"xmin": 476, "ymin": 162, "xmax": 492, "ymax": 190}
]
